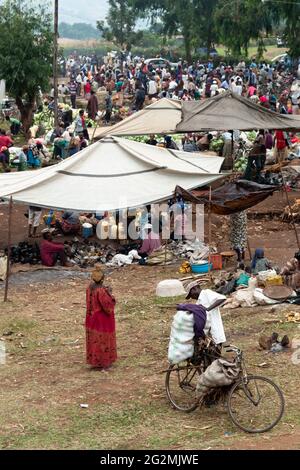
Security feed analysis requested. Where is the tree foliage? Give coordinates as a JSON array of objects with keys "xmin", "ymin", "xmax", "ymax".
[
  {"xmin": 0, "ymin": 0, "xmax": 53, "ymax": 132},
  {"xmin": 97, "ymin": 0, "xmax": 142, "ymax": 50},
  {"xmin": 127, "ymin": 0, "xmax": 300, "ymax": 61},
  {"xmin": 131, "ymin": 0, "xmax": 224, "ymax": 60},
  {"xmin": 278, "ymin": 0, "xmax": 300, "ymax": 59},
  {"xmin": 214, "ymin": 0, "xmax": 280, "ymax": 58}
]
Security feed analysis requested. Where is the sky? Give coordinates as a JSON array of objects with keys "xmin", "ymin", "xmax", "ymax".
[
  {"xmin": 58, "ymin": 0, "xmax": 109, "ymax": 24},
  {"xmin": 0, "ymin": 1, "xmax": 109, "ymax": 24},
  {"xmin": 0, "ymin": 1, "xmax": 148, "ymax": 29}
]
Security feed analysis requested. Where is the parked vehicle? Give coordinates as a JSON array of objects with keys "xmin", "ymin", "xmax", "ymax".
[
  {"xmin": 197, "ymin": 47, "xmax": 219, "ymax": 58},
  {"xmin": 277, "ymin": 37, "xmax": 285, "ymax": 48},
  {"xmin": 144, "ymin": 58, "xmax": 179, "ymax": 69}
]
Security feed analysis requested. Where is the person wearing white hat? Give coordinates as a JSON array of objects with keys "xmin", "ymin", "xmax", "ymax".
[{"xmin": 210, "ymin": 80, "xmax": 219, "ymax": 97}]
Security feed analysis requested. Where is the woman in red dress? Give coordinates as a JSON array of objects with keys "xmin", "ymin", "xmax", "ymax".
[{"xmin": 85, "ymin": 265, "xmax": 117, "ymax": 369}]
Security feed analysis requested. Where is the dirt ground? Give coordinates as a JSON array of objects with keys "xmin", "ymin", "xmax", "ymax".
[
  {"xmin": 0, "ymin": 263, "xmax": 300, "ymax": 450},
  {"xmin": 1, "ymin": 189, "xmax": 300, "ymax": 450}
]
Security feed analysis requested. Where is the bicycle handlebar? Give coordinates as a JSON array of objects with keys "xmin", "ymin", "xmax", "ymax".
[{"xmin": 206, "ymin": 298, "xmax": 227, "ymax": 312}]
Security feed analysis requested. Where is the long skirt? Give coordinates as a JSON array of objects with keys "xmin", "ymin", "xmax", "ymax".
[{"xmin": 86, "ymin": 313, "xmax": 117, "ymax": 368}]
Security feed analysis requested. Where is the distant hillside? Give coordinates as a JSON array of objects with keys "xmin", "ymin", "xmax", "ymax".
[{"xmin": 59, "ymin": 22, "xmax": 100, "ymax": 40}]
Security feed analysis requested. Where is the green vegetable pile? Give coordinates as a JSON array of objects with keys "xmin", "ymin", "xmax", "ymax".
[
  {"xmin": 246, "ymin": 131, "xmax": 256, "ymax": 142},
  {"xmin": 234, "ymin": 155, "xmax": 247, "ymax": 172},
  {"xmin": 210, "ymin": 138, "xmax": 224, "ymax": 153},
  {"xmin": 33, "ymin": 106, "xmax": 54, "ymax": 132}
]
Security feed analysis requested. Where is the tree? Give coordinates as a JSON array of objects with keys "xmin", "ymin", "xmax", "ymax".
[
  {"xmin": 0, "ymin": 1, "xmax": 53, "ymax": 133},
  {"xmin": 132, "ymin": 0, "xmax": 221, "ymax": 62},
  {"xmin": 131, "ymin": 0, "xmax": 196, "ymax": 62},
  {"xmin": 279, "ymin": 0, "xmax": 300, "ymax": 59},
  {"xmin": 215, "ymin": 0, "xmax": 279, "ymax": 58},
  {"xmin": 194, "ymin": 0, "xmax": 220, "ymax": 58},
  {"xmin": 97, "ymin": 0, "xmax": 142, "ymax": 51}
]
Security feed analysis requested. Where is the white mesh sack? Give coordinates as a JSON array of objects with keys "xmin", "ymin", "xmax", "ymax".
[{"xmin": 156, "ymin": 279, "xmax": 186, "ymax": 298}]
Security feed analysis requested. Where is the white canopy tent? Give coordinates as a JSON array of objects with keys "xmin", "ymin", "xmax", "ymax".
[
  {"xmin": 89, "ymin": 98, "xmax": 182, "ymax": 140},
  {"xmin": 0, "ymin": 136, "xmax": 224, "ymax": 212}
]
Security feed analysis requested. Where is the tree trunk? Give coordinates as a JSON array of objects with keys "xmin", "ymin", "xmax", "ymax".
[
  {"xmin": 16, "ymin": 96, "xmax": 34, "ymax": 137},
  {"xmin": 183, "ymin": 32, "xmax": 192, "ymax": 64}
]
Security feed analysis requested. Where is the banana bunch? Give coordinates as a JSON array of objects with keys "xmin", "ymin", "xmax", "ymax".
[{"xmin": 179, "ymin": 261, "xmax": 191, "ymax": 274}]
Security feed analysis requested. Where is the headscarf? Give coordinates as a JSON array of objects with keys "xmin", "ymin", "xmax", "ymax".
[
  {"xmin": 251, "ymin": 248, "xmax": 264, "ymax": 270},
  {"xmin": 91, "ymin": 264, "xmax": 104, "ymax": 284}
]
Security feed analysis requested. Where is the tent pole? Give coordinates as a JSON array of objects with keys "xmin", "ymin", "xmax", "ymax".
[
  {"xmin": 91, "ymin": 114, "xmax": 101, "ymax": 144},
  {"xmin": 247, "ymin": 239, "xmax": 252, "ymax": 261},
  {"xmin": 208, "ymin": 187, "xmax": 212, "ymax": 278},
  {"xmin": 281, "ymin": 169, "xmax": 300, "ymax": 250},
  {"xmin": 164, "ymin": 242, "xmax": 167, "ymax": 270},
  {"xmin": 4, "ymin": 196, "xmax": 13, "ymax": 303},
  {"xmin": 231, "ymin": 131, "xmax": 234, "ymax": 171}
]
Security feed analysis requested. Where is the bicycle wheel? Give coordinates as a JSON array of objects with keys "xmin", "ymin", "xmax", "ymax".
[
  {"xmin": 227, "ymin": 375, "xmax": 285, "ymax": 433},
  {"xmin": 165, "ymin": 362, "xmax": 201, "ymax": 412}
]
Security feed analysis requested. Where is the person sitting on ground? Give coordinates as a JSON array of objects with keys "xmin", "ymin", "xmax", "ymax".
[
  {"xmin": 197, "ymin": 133, "xmax": 213, "ymax": 152},
  {"xmin": 12, "ymin": 145, "xmax": 28, "ymax": 171},
  {"xmin": 79, "ymin": 133, "xmax": 88, "ymax": 151},
  {"xmin": 251, "ymin": 248, "xmax": 272, "ymax": 275},
  {"xmin": 0, "ymin": 129, "xmax": 13, "ymax": 148},
  {"xmin": 182, "ymin": 135, "xmax": 198, "ymax": 152},
  {"xmin": 281, "ymin": 250, "xmax": 300, "ymax": 289},
  {"xmin": 40, "ymin": 229, "xmax": 72, "ymax": 267},
  {"xmin": 0, "ymin": 146, "xmax": 10, "ymax": 172},
  {"xmin": 138, "ymin": 224, "xmax": 161, "ymax": 258},
  {"xmin": 5, "ymin": 116, "xmax": 21, "ymax": 135},
  {"xmin": 146, "ymin": 134, "xmax": 158, "ymax": 146},
  {"xmin": 56, "ymin": 211, "xmax": 81, "ymax": 235},
  {"xmin": 164, "ymin": 135, "xmax": 179, "ymax": 150}
]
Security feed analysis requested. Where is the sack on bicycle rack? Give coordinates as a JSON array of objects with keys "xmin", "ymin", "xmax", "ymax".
[
  {"xmin": 168, "ymin": 310, "xmax": 195, "ymax": 364},
  {"xmin": 196, "ymin": 358, "xmax": 240, "ymax": 398}
]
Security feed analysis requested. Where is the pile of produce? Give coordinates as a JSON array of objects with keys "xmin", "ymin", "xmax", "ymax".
[
  {"xmin": 233, "ymin": 155, "xmax": 248, "ymax": 172},
  {"xmin": 209, "ymin": 138, "xmax": 224, "ymax": 154},
  {"xmin": 33, "ymin": 107, "xmax": 54, "ymax": 133},
  {"xmin": 126, "ymin": 134, "xmax": 182, "ymax": 146},
  {"xmin": 246, "ymin": 131, "xmax": 257, "ymax": 142}
]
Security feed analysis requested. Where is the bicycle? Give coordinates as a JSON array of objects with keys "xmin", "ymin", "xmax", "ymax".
[{"xmin": 165, "ymin": 322, "xmax": 285, "ymax": 433}]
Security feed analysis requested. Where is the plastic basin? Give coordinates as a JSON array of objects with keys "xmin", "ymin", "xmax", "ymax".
[{"xmin": 191, "ymin": 263, "xmax": 213, "ymax": 274}]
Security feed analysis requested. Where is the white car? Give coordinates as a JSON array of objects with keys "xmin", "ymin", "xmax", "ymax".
[{"xmin": 144, "ymin": 58, "xmax": 178, "ymax": 69}]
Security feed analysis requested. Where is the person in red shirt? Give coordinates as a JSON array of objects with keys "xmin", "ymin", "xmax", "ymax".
[
  {"xmin": 84, "ymin": 80, "xmax": 92, "ymax": 99},
  {"xmin": 40, "ymin": 230, "xmax": 72, "ymax": 267},
  {"xmin": 274, "ymin": 130, "xmax": 289, "ymax": 163},
  {"xmin": 0, "ymin": 129, "xmax": 13, "ymax": 148}
]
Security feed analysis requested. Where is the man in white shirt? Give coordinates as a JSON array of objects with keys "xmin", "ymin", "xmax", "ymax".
[
  {"xmin": 185, "ymin": 283, "xmax": 226, "ymax": 345},
  {"xmin": 168, "ymin": 78, "xmax": 178, "ymax": 92},
  {"xmin": 235, "ymin": 78, "xmax": 243, "ymax": 96},
  {"xmin": 210, "ymin": 80, "xmax": 219, "ymax": 97},
  {"xmin": 147, "ymin": 76, "xmax": 158, "ymax": 98}
]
